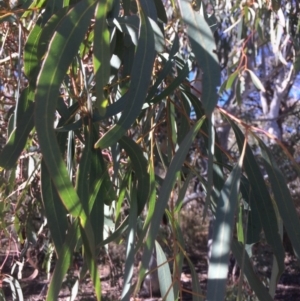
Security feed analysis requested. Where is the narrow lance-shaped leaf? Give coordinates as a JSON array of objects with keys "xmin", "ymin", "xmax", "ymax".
[
  {"xmin": 89, "ymin": 125, "xmax": 109, "ymax": 246},
  {"xmin": 34, "ymin": 0, "xmax": 97, "ymax": 264},
  {"xmin": 140, "ymin": 116, "xmax": 206, "ymax": 289},
  {"xmin": 121, "ymin": 184, "xmax": 138, "ymax": 301},
  {"xmin": 76, "ymin": 126, "xmax": 92, "ymax": 213},
  {"xmin": 155, "ymin": 240, "xmax": 175, "ymax": 301},
  {"xmin": 207, "ymin": 137, "xmax": 246, "ymax": 301},
  {"xmin": 257, "ymin": 135, "xmax": 300, "ymax": 261},
  {"xmin": 232, "ymin": 239, "xmax": 273, "ymax": 301},
  {"xmin": 240, "ymin": 176, "xmax": 262, "ymax": 243},
  {"xmin": 46, "ymin": 222, "xmax": 80, "ymax": 301},
  {"xmin": 81, "ymin": 228, "xmax": 102, "ymax": 301},
  {"xmin": 228, "ymin": 120, "xmax": 285, "ymax": 277},
  {"xmin": 94, "ymin": 5, "xmax": 155, "ymax": 148},
  {"xmin": 38, "ymin": 7, "xmax": 70, "ymax": 60},
  {"xmin": 41, "ymin": 160, "xmax": 68, "ymax": 255},
  {"xmin": 93, "ymin": 0, "xmax": 113, "ymax": 115},
  {"xmin": 0, "ymin": 102, "xmax": 34, "ymax": 170},
  {"xmin": 119, "ymin": 136, "xmax": 150, "ymax": 214},
  {"xmin": 24, "ymin": 23, "xmax": 42, "ymax": 82},
  {"xmin": 178, "ymin": 0, "xmax": 220, "ymax": 115},
  {"xmin": 247, "ymin": 69, "xmax": 265, "ymax": 92}
]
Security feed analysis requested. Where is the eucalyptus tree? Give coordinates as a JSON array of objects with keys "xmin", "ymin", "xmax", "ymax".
[{"xmin": 0, "ymin": 0, "xmax": 300, "ymax": 300}]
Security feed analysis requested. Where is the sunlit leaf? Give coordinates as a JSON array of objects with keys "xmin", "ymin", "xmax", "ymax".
[
  {"xmin": 156, "ymin": 240, "xmax": 174, "ymax": 301},
  {"xmin": 34, "ymin": 1, "xmax": 100, "ymax": 298},
  {"xmin": 94, "ymin": 7, "xmax": 155, "ymax": 148},
  {"xmin": 121, "ymin": 184, "xmax": 137, "ymax": 301},
  {"xmin": 93, "ymin": 0, "xmax": 113, "ymax": 115},
  {"xmin": 207, "ymin": 139, "xmax": 245, "ymax": 300},
  {"xmin": 247, "ymin": 69, "xmax": 266, "ymax": 92},
  {"xmin": 178, "ymin": 0, "xmax": 220, "ymax": 115}
]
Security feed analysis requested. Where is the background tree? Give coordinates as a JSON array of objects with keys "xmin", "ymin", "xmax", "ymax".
[{"xmin": 0, "ymin": 0, "xmax": 300, "ymax": 300}]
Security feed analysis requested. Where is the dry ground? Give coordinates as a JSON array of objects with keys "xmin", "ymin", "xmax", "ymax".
[{"xmin": 1, "ymin": 200, "xmax": 300, "ymax": 301}]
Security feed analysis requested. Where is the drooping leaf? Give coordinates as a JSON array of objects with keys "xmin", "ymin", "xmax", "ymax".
[
  {"xmin": 93, "ymin": 0, "xmax": 113, "ymax": 115},
  {"xmin": 207, "ymin": 141, "xmax": 245, "ymax": 301},
  {"xmin": 119, "ymin": 136, "xmax": 150, "ymax": 214},
  {"xmin": 225, "ymin": 71, "xmax": 239, "ymax": 90},
  {"xmin": 46, "ymin": 222, "xmax": 80, "ymax": 301},
  {"xmin": 41, "ymin": 160, "xmax": 68, "ymax": 255},
  {"xmin": 0, "ymin": 102, "xmax": 34, "ymax": 170},
  {"xmin": 140, "ymin": 116, "xmax": 206, "ymax": 286},
  {"xmin": 240, "ymin": 176, "xmax": 262, "ymax": 244},
  {"xmin": 94, "ymin": 6, "xmax": 155, "ymax": 148},
  {"xmin": 76, "ymin": 126, "xmax": 92, "ymax": 213},
  {"xmin": 38, "ymin": 7, "xmax": 70, "ymax": 60},
  {"xmin": 178, "ymin": 0, "xmax": 220, "ymax": 115},
  {"xmin": 24, "ymin": 23, "xmax": 42, "ymax": 82},
  {"xmin": 247, "ymin": 69, "xmax": 265, "ymax": 92},
  {"xmin": 257, "ymin": 136, "xmax": 300, "ymax": 261},
  {"xmin": 155, "ymin": 240, "xmax": 175, "ymax": 301},
  {"xmin": 121, "ymin": 184, "xmax": 138, "ymax": 301},
  {"xmin": 34, "ymin": 0, "xmax": 98, "ymax": 273},
  {"xmin": 229, "ymin": 120, "xmax": 285, "ymax": 278},
  {"xmin": 153, "ymin": 0, "xmax": 168, "ymax": 23},
  {"xmin": 232, "ymin": 239, "xmax": 273, "ymax": 301}
]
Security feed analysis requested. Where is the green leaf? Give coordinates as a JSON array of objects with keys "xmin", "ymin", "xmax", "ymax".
[
  {"xmin": 119, "ymin": 136, "xmax": 150, "ymax": 214},
  {"xmin": 94, "ymin": 6, "xmax": 155, "ymax": 148},
  {"xmin": 34, "ymin": 0, "xmax": 97, "ymax": 265},
  {"xmin": 141, "ymin": 117, "xmax": 206, "ymax": 281},
  {"xmin": 232, "ymin": 239, "xmax": 273, "ymax": 301},
  {"xmin": 89, "ymin": 125, "xmax": 109, "ymax": 245},
  {"xmin": 178, "ymin": 0, "xmax": 220, "ymax": 115},
  {"xmin": 145, "ymin": 35, "xmax": 179, "ymax": 101},
  {"xmin": 0, "ymin": 102, "xmax": 34, "ymax": 170},
  {"xmin": 155, "ymin": 240, "xmax": 175, "ymax": 301},
  {"xmin": 147, "ymin": 61, "xmax": 189, "ymax": 106},
  {"xmin": 121, "ymin": 184, "xmax": 138, "ymax": 301},
  {"xmin": 81, "ymin": 228, "xmax": 102, "ymax": 301},
  {"xmin": 24, "ymin": 23, "xmax": 42, "ymax": 82},
  {"xmin": 258, "ymin": 136, "xmax": 300, "ymax": 261},
  {"xmin": 16, "ymin": 87, "xmax": 35, "ymax": 125},
  {"xmin": 38, "ymin": 7, "xmax": 70, "ymax": 60},
  {"xmin": 98, "ymin": 216, "xmax": 129, "ymax": 247},
  {"xmin": 181, "ymin": 90, "xmax": 224, "ymax": 202},
  {"xmin": 76, "ymin": 126, "xmax": 92, "ymax": 213},
  {"xmin": 41, "ymin": 160, "xmax": 68, "ymax": 254},
  {"xmin": 93, "ymin": 0, "xmax": 113, "ymax": 115},
  {"xmin": 247, "ymin": 69, "xmax": 265, "ymax": 92},
  {"xmin": 153, "ymin": 0, "xmax": 168, "ymax": 23},
  {"xmin": 207, "ymin": 151, "xmax": 243, "ymax": 301},
  {"xmin": 225, "ymin": 71, "xmax": 238, "ymax": 90},
  {"xmin": 229, "ymin": 120, "xmax": 285, "ymax": 277},
  {"xmin": 185, "ymin": 252, "xmax": 204, "ymax": 301},
  {"xmin": 240, "ymin": 177, "xmax": 262, "ymax": 243},
  {"xmin": 113, "ymin": 16, "xmax": 139, "ymax": 45},
  {"xmin": 46, "ymin": 222, "xmax": 80, "ymax": 301},
  {"xmin": 167, "ymin": 100, "xmax": 177, "ymax": 149}
]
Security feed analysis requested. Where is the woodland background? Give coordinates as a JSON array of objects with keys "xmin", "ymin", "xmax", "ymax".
[{"xmin": 1, "ymin": 0, "xmax": 300, "ymax": 300}]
